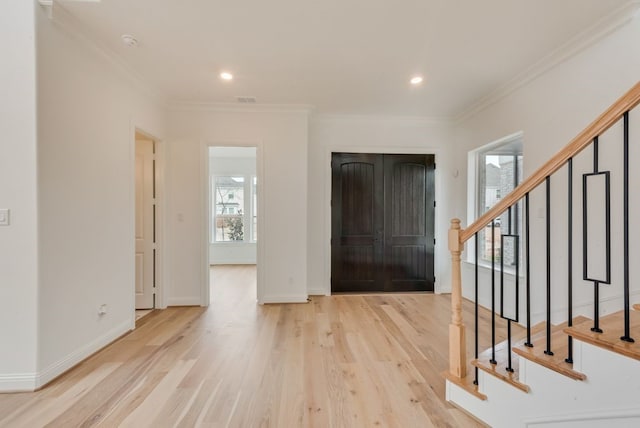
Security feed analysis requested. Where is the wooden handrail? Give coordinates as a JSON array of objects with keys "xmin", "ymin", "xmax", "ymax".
[
  {"xmin": 448, "ymin": 81, "xmax": 640, "ymax": 382},
  {"xmin": 460, "ymin": 81, "xmax": 640, "ymax": 244}
]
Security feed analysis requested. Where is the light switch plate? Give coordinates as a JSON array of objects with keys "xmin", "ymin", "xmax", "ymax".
[{"xmin": 0, "ymin": 209, "xmax": 10, "ymax": 226}]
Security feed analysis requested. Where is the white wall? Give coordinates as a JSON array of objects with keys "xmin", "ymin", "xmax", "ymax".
[
  {"xmin": 308, "ymin": 115, "xmax": 458, "ymax": 295},
  {"xmin": 167, "ymin": 108, "xmax": 308, "ymax": 304},
  {"xmin": 0, "ymin": 1, "xmax": 39, "ymax": 391},
  {"xmin": 35, "ymin": 4, "xmax": 166, "ymax": 386},
  {"xmin": 209, "ymin": 154, "xmax": 257, "ymax": 264},
  {"xmin": 455, "ymin": 15, "xmax": 640, "ymax": 324}
]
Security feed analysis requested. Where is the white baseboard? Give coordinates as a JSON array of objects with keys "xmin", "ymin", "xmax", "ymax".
[
  {"xmin": 524, "ymin": 407, "xmax": 640, "ymax": 426},
  {"xmin": 209, "ymin": 260, "xmax": 257, "ymax": 265},
  {"xmin": 260, "ymin": 294, "xmax": 309, "ymax": 304},
  {"xmin": 307, "ymin": 288, "xmax": 328, "ymax": 296},
  {"xmin": 166, "ymin": 296, "xmax": 203, "ymax": 306},
  {"xmin": 35, "ymin": 319, "xmax": 132, "ymax": 390},
  {"xmin": 0, "ymin": 372, "xmax": 38, "ymax": 392},
  {"xmin": 0, "ymin": 319, "xmax": 132, "ymax": 392}
]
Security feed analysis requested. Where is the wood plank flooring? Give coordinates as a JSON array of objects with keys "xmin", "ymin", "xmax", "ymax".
[{"xmin": 0, "ymin": 265, "xmax": 488, "ymax": 427}]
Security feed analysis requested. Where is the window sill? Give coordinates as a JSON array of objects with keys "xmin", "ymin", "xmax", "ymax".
[
  {"xmin": 211, "ymin": 241, "xmax": 257, "ymax": 245},
  {"xmin": 462, "ymin": 259, "xmax": 523, "ymax": 278}
]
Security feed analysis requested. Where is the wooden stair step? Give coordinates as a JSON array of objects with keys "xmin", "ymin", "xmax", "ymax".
[
  {"xmin": 443, "ymin": 370, "xmax": 487, "ymax": 401},
  {"xmin": 565, "ymin": 310, "xmax": 640, "ymax": 361},
  {"xmin": 633, "ymin": 303, "xmax": 640, "ymax": 311},
  {"xmin": 473, "ymin": 341, "xmax": 529, "ymax": 393},
  {"xmin": 468, "ymin": 321, "xmax": 547, "ymax": 393},
  {"xmin": 513, "ymin": 316, "xmax": 589, "ymax": 381}
]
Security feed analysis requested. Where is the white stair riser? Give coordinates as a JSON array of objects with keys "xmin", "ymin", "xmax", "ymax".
[{"xmin": 447, "ymin": 339, "xmax": 640, "ymax": 427}]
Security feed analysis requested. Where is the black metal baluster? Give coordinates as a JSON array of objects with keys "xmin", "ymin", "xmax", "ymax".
[
  {"xmin": 474, "ymin": 232, "xmax": 479, "ymax": 384},
  {"xmin": 622, "ymin": 111, "xmax": 635, "ymax": 343},
  {"xmin": 566, "ymin": 158, "xmax": 574, "ymax": 363},
  {"xmin": 490, "ymin": 220, "xmax": 497, "ymax": 365},
  {"xmin": 524, "ymin": 193, "xmax": 533, "ymax": 347},
  {"xmin": 501, "ymin": 221, "xmax": 515, "ymax": 373},
  {"xmin": 511, "ymin": 231, "xmax": 520, "ymax": 370},
  {"xmin": 506, "ymin": 320, "xmax": 514, "ymax": 372},
  {"xmin": 515, "ymin": 157, "xmax": 520, "ymax": 236},
  {"xmin": 590, "ymin": 138, "xmax": 603, "ymax": 333},
  {"xmin": 545, "ymin": 176, "xmax": 554, "ymax": 356}
]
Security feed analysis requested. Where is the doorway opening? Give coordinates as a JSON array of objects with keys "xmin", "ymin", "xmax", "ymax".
[
  {"xmin": 331, "ymin": 152, "xmax": 435, "ymax": 293},
  {"xmin": 208, "ymin": 146, "xmax": 258, "ymax": 303},
  {"xmin": 135, "ymin": 130, "xmax": 160, "ymax": 320}
]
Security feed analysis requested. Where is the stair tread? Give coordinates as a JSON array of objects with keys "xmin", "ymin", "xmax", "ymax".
[
  {"xmin": 513, "ymin": 316, "xmax": 589, "ymax": 381},
  {"xmin": 565, "ymin": 310, "xmax": 640, "ymax": 361},
  {"xmin": 633, "ymin": 303, "xmax": 640, "ymax": 311},
  {"xmin": 473, "ymin": 346, "xmax": 529, "ymax": 392},
  {"xmin": 443, "ymin": 370, "xmax": 487, "ymax": 401}
]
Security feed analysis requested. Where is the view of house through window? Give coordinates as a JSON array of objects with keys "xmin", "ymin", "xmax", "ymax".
[
  {"xmin": 213, "ymin": 175, "xmax": 257, "ymax": 242},
  {"xmin": 475, "ymin": 136, "xmax": 523, "ymax": 264}
]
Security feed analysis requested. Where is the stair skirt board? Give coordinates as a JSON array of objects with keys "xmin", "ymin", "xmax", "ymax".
[
  {"xmin": 446, "ymin": 339, "xmax": 640, "ymax": 428},
  {"xmin": 523, "ymin": 407, "xmax": 640, "ymax": 427}
]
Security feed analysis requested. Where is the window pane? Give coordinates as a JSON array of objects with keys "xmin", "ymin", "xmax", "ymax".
[
  {"xmin": 477, "ymin": 145, "xmax": 523, "ymax": 264},
  {"xmin": 214, "ymin": 176, "xmax": 244, "ymax": 241}
]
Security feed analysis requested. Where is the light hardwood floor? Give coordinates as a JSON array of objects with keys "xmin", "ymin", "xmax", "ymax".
[{"xmin": 0, "ymin": 265, "xmax": 494, "ymax": 427}]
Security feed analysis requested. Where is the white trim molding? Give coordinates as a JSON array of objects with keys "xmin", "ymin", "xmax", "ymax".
[
  {"xmin": 455, "ymin": 0, "xmax": 640, "ymax": 122},
  {"xmin": 0, "ymin": 372, "xmax": 38, "ymax": 393},
  {"xmin": 261, "ymin": 294, "xmax": 309, "ymax": 304},
  {"xmin": 37, "ymin": 0, "xmax": 166, "ymax": 106},
  {"xmin": 166, "ymin": 297, "xmax": 203, "ymax": 306},
  {"xmin": 200, "ymin": 140, "xmax": 266, "ymax": 306},
  {"xmin": 170, "ymin": 102, "xmax": 314, "ymax": 114},
  {"xmin": 35, "ymin": 320, "xmax": 132, "ymax": 389},
  {"xmin": 0, "ymin": 319, "xmax": 132, "ymax": 392},
  {"xmin": 525, "ymin": 407, "xmax": 640, "ymax": 427}
]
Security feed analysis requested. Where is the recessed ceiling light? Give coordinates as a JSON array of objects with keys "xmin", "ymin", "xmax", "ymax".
[
  {"xmin": 410, "ymin": 76, "xmax": 424, "ymax": 85},
  {"xmin": 121, "ymin": 34, "xmax": 138, "ymax": 48},
  {"xmin": 220, "ymin": 72, "xmax": 234, "ymax": 81}
]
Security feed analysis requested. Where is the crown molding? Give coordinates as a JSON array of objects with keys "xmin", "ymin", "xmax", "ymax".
[
  {"xmin": 454, "ymin": 0, "xmax": 640, "ymax": 123},
  {"xmin": 168, "ymin": 101, "xmax": 314, "ymax": 114},
  {"xmin": 38, "ymin": 0, "xmax": 53, "ymax": 18},
  {"xmin": 311, "ymin": 113, "xmax": 453, "ymax": 126},
  {"xmin": 38, "ymin": 0, "xmax": 167, "ymax": 107}
]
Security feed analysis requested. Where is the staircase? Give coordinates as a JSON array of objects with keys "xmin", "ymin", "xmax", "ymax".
[
  {"xmin": 444, "ymin": 82, "xmax": 640, "ymax": 427},
  {"xmin": 448, "ymin": 311, "xmax": 640, "ymax": 427}
]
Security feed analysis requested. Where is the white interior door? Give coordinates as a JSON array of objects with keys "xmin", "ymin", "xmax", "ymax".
[{"xmin": 135, "ymin": 139, "xmax": 155, "ymax": 309}]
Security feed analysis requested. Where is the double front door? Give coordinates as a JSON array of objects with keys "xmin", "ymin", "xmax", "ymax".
[{"xmin": 331, "ymin": 153, "xmax": 435, "ymax": 292}]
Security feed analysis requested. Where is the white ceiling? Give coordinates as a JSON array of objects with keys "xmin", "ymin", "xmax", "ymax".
[{"xmin": 58, "ymin": 0, "xmax": 629, "ymax": 117}]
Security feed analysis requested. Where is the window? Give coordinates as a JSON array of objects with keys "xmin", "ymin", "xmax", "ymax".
[
  {"xmin": 471, "ymin": 134, "xmax": 523, "ymax": 265},
  {"xmin": 212, "ymin": 175, "xmax": 257, "ymax": 243}
]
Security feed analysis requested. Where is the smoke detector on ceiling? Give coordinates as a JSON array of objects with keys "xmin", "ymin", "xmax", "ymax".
[
  {"xmin": 236, "ymin": 96, "xmax": 257, "ymax": 104},
  {"xmin": 121, "ymin": 34, "xmax": 138, "ymax": 48}
]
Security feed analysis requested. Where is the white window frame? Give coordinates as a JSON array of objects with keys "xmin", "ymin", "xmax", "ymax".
[{"xmin": 467, "ymin": 132, "xmax": 523, "ymax": 267}]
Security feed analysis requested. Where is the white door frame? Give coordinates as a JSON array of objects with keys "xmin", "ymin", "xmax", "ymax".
[
  {"xmin": 201, "ymin": 140, "xmax": 265, "ymax": 305},
  {"xmin": 132, "ymin": 127, "xmax": 166, "ymax": 310}
]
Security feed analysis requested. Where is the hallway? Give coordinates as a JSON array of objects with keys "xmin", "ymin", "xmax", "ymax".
[{"xmin": 0, "ymin": 265, "xmax": 489, "ymax": 427}]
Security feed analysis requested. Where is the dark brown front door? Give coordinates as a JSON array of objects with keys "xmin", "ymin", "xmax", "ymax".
[{"xmin": 331, "ymin": 153, "xmax": 435, "ymax": 292}]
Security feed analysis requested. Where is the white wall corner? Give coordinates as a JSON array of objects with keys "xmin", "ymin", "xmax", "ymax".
[{"xmin": 35, "ymin": 319, "xmax": 132, "ymax": 389}]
